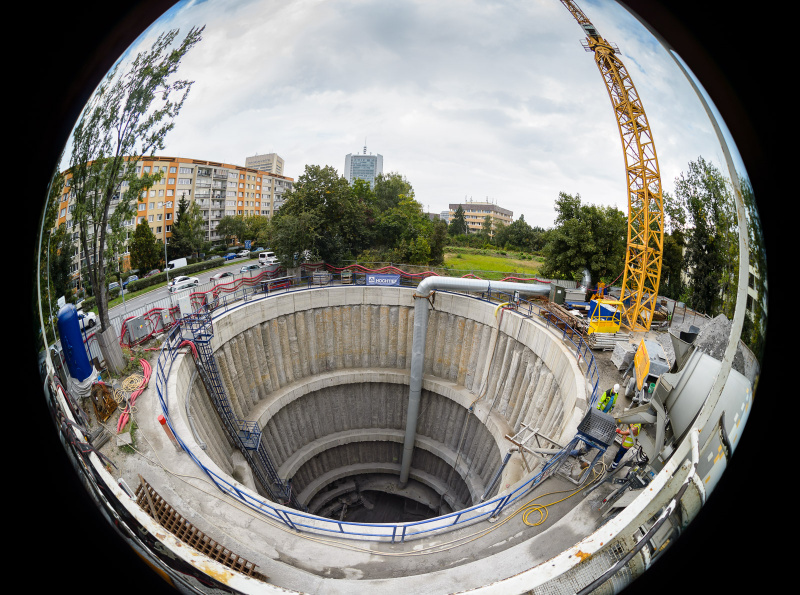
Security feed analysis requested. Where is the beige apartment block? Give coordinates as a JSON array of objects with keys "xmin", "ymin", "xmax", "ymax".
[{"xmin": 448, "ymin": 200, "xmax": 513, "ymax": 236}]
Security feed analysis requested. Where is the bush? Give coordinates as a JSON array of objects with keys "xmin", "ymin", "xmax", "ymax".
[{"xmin": 81, "ymin": 296, "xmax": 97, "ymax": 312}]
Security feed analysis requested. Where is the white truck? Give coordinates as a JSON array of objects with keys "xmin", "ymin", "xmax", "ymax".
[
  {"xmin": 259, "ymin": 251, "xmax": 278, "ymax": 265},
  {"xmin": 167, "ymin": 257, "xmax": 188, "ymax": 271}
]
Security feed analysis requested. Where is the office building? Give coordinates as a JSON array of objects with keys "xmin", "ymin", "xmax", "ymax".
[
  {"xmin": 344, "ymin": 145, "xmax": 383, "ymax": 188},
  {"xmin": 245, "ymin": 152, "xmax": 285, "ymax": 176}
]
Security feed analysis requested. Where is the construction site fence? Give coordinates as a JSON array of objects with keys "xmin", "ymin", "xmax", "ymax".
[{"xmin": 152, "ymin": 281, "xmax": 600, "ymax": 542}]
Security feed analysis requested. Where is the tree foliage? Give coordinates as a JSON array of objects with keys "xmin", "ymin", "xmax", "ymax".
[
  {"xmin": 540, "ymin": 192, "xmax": 626, "ymax": 284},
  {"xmin": 272, "ymin": 165, "xmax": 368, "ymax": 265},
  {"xmin": 674, "ymin": 157, "xmax": 738, "ymax": 316},
  {"xmin": 448, "ymin": 205, "xmax": 467, "ymax": 236},
  {"xmin": 130, "ymin": 221, "xmax": 162, "ymax": 273},
  {"xmin": 169, "ymin": 195, "xmax": 206, "ymax": 258},
  {"xmin": 215, "ymin": 215, "xmax": 246, "ymax": 247},
  {"xmin": 67, "ymin": 25, "xmax": 203, "ymax": 345}
]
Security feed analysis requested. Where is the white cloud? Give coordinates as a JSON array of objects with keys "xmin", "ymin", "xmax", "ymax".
[{"xmin": 65, "ymin": 0, "xmax": 744, "ymax": 229}]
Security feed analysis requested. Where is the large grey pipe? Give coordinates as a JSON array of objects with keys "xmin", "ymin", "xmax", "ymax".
[{"xmin": 399, "ymin": 277, "xmax": 550, "ymax": 487}]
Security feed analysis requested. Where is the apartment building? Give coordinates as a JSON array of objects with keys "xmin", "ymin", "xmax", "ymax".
[
  {"xmin": 55, "ymin": 155, "xmax": 294, "ymax": 280},
  {"xmin": 448, "ymin": 199, "xmax": 513, "ymax": 236}
]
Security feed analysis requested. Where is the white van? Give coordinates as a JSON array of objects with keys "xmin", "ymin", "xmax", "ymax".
[
  {"xmin": 259, "ymin": 251, "xmax": 277, "ymax": 266},
  {"xmin": 167, "ymin": 257, "xmax": 188, "ymax": 270}
]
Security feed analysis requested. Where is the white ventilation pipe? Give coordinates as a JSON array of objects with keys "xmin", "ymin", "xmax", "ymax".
[{"xmin": 399, "ymin": 277, "xmax": 551, "ymax": 487}]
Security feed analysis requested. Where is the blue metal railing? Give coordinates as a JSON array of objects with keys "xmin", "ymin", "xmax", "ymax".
[{"xmin": 153, "ymin": 277, "xmax": 601, "ymax": 541}]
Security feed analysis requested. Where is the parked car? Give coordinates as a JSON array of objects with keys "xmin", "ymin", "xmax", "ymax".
[
  {"xmin": 240, "ymin": 263, "xmax": 261, "ymax": 273},
  {"xmin": 108, "ymin": 281, "xmax": 122, "ymax": 295},
  {"xmin": 168, "ymin": 277, "xmax": 199, "ymax": 294},
  {"xmin": 237, "ymin": 249, "xmax": 250, "ymax": 258},
  {"xmin": 206, "ymin": 255, "xmax": 222, "ymax": 261},
  {"xmin": 122, "ymin": 275, "xmax": 139, "ymax": 288},
  {"xmin": 78, "ymin": 310, "xmax": 97, "ymax": 330},
  {"xmin": 223, "ymin": 253, "xmax": 237, "ymax": 261},
  {"xmin": 251, "ymin": 247, "xmax": 265, "ymax": 253},
  {"xmin": 145, "ymin": 269, "xmax": 161, "ymax": 278}
]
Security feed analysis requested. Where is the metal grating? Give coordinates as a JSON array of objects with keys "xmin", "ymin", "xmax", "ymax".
[
  {"xmin": 135, "ymin": 475, "xmax": 268, "ymax": 582},
  {"xmin": 577, "ymin": 408, "xmax": 617, "ymax": 447},
  {"xmin": 533, "ymin": 541, "xmax": 634, "ymax": 595}
]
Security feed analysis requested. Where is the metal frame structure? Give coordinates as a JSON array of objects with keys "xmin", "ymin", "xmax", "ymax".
[{"xmin": 559, "ymin": 0, "xmax": 664, "ymax": 331}]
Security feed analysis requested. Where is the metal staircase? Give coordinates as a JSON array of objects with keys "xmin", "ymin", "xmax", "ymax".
[{"xmin": 182, "ymin": 307, "xmax": 301, "ymax": 509}]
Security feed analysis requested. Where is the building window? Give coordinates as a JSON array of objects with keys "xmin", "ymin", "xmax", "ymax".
[{"xmin": 170, "ymin": 166, "xmax": 177, "ymax": 173}]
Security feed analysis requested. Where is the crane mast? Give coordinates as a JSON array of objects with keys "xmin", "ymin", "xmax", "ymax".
[{"xmin": 559, "ymin": 0, "xmax": 664, "ymax": 331}]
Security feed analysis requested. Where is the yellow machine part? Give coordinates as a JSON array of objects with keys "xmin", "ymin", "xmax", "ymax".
[
  {"xmin": 587, "ymin": 299, "xmax": 622, "ymax": 335},
  {"xmin": 633, "ymin": 339, "xmax": 651, "ymax": 391}
]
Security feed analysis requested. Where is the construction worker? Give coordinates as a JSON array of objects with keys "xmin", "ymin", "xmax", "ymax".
[
  {"xmin": 610, "ymin": 423, "xmax": 641, "ymax": 470},
  {"xmin": 597, "ymin": 384, "xmax": 620, "ymax": 414}
]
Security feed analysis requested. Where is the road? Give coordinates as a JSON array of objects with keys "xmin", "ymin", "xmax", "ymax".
[{"xmin": 108, "ymin": 257, "xmax": 260, "ymax": 319}]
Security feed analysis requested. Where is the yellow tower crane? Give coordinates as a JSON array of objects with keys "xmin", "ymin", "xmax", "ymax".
[{"xmin": 559, "ymin": 0, "xmax": 664, "ymax": 331}]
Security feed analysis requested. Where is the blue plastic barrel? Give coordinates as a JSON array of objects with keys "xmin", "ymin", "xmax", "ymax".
[{"xmin": 57, "ymin": 304, "xmax": 93, "ymax": 382}]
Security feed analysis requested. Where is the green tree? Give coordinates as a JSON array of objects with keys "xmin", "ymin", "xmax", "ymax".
[
  {"xmin": 216, "ymin": 215, "xmax": 246, "ymax": 247},
  {"xmin": 67, "ymin": 26, "xmax": 203, "ymax": 372},
  {"xmin": 481, "ymin": 215, "xmax": 494, "ymax": 240},
  {"xmin": 373, "ymin": 172, "xmax": 413, "ymax": 213},
  {"xmin": 246, "ymin": 215, "xmax": 273, "ymax": 249},
  {"xmin": 377, "ymin": 194, "xmax": 430, "ymax": 253},
  {"xmin": 448, "ymin": 206, "xmax": 467, "ymax": 236},
  {"xmin": 428, "ymin": 219, "xmax": 448, "ymax": 265},
  {"xmin": 274, "ymin": 165, "xmax": 368, "ymax": 265},
  {"xmin": 541, "ymin": 192, "xmax": 627, "ymax": 284},
  {"xmin": 37, "ymin": 171, "xmax": 74, "ymax": 345},
  {"xmin": 130, "ymin": 221, "xmax": 162, "ymax": 273},
  {"xmin": 675, "ymin": 157, "xmax": 737, "ymax": 316},
  {"xmin": 494, "ymin": 214, "xmax": 536, "ymax": 251},
  {"xmin": 169, "ymin": 195, "xmax": 206, "ymax": 258}
]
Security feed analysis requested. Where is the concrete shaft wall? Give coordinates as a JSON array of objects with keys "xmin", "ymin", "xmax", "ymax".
[{"xmin": 183, "ymin": 287, "xmax": 587, "ymax": 508}]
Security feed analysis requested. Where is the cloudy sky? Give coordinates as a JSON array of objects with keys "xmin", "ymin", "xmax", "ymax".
[{"xmin": 67, "ymin": 0, "xmax": 746, "ymax": 229}]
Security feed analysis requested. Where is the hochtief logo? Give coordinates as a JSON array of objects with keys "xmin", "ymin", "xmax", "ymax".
[{"xmin": 367, "ymin": 274, "xmax": 400, "ymax": 286}]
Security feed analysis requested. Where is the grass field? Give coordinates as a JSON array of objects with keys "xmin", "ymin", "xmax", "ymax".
[{"xmin": 443, "ymin": 247, "xmax": 543, "ymax": 279}]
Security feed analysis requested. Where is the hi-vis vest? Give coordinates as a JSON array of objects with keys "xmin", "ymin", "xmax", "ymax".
[
  {"xmin": 622, "ymin": 424, "xmax": 641, "ymax": 448},
  {"xmin": 597, "ymin": 389, "xmax": 617, "ymax": 413}
]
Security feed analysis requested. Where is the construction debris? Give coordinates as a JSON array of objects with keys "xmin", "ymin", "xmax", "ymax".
[{"xmin": 611, "ymin": 342, "xmax": 636, "ymax": 370}]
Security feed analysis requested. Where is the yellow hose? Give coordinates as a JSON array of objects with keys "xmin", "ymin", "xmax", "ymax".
[{"xmin": 494, "ymin": 302, "xmax": 509, "ymax": 318}]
